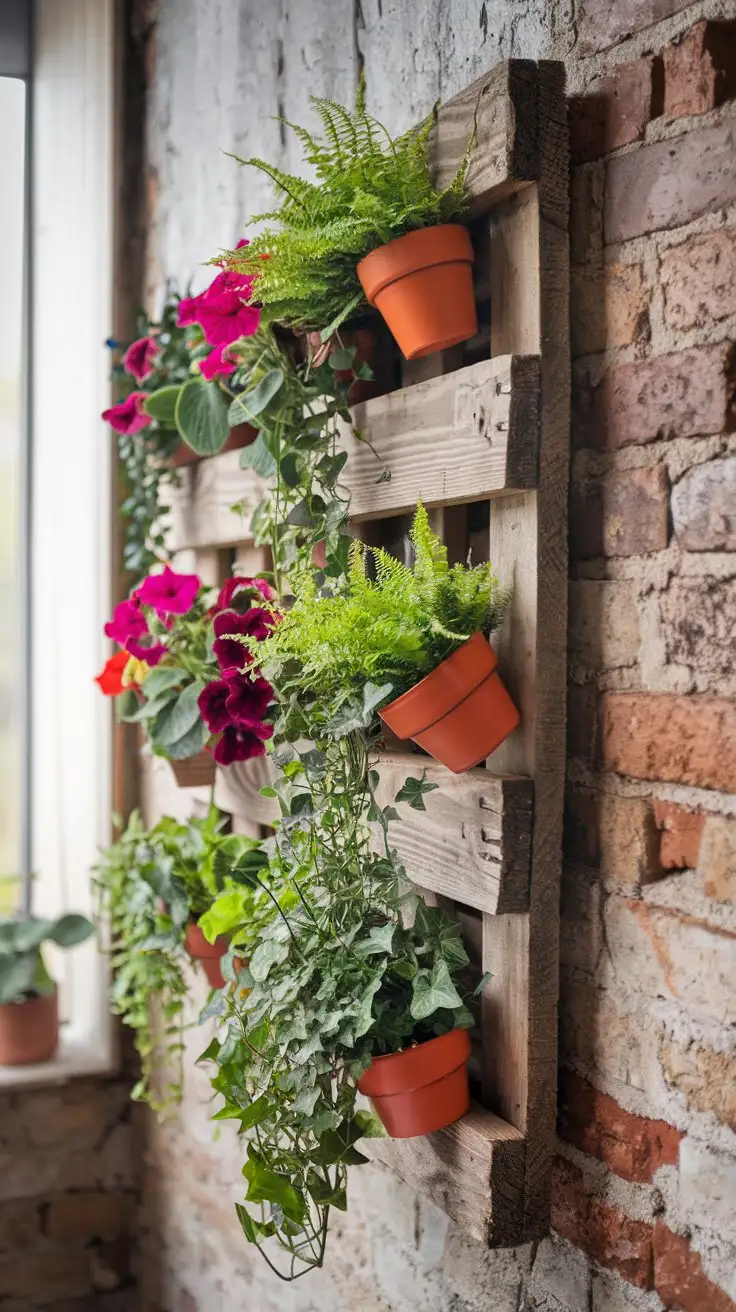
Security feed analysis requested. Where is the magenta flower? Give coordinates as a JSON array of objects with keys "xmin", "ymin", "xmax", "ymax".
[
  {"xmin": 198, "ymin": 679, "xmax": 232, "ymax": 734},
  {"xmin": 122, "ymin": 336, "xmax": 159, "ymax": 382},
  {"xmin": 216, "ymin": 576, "xmax": 276, "ymax": 612},
  {"xmin": 102, "ymin": 392, "xmax": 152, "ymax": 435},
  {"xmin": 212, "ymin": 608, "xmax": 274, "ymax": 670},
  {"xmin": 177, "ymin": 271, "xmax": 260, "ymax": 347},
  {"xmin": 225, "ymin": 672, "xmax": 273, "ymax": 726},
  {"xmin": 137, "ymin": 567, "xmax": 201, "ymax": 616},
  {"xmin": 213, "ymin": 721, "xmax": 273, "ymax": 766},
  {"xmin": 126, "ymin": 639, "xmax": 168, "ymax": 666},
  {"xmin": 104, "ymin": 599, "xmax": 148, "ymax": 646},
  {"xmin": 200, "ymin": 343, "xmax": 238, "ymax": 381}
]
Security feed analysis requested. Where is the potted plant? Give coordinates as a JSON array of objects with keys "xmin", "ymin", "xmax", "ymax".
[
  {"xmin": 95, "ymin": 569, "xmax": 276, "ymax": 778},
  {"xmin": 243, "ymin": 502, "xmax": 518, "ymax": 772},
  {"xmin": 219, "ymin": 85, "xmax": 476, "ymax": 360},
  {"xmin": 0, "ymin": 912, "xmax": 94, "ymax": 1065},
  {"xmin": 93, "ymin": 807, "xmax": 262, "ymax": 1110}
]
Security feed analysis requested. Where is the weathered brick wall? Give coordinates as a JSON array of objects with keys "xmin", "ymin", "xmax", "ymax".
[
  {"xmin": 0, "ymin": 1077, "xmax": 139, "ymax": 1308},
  {"xmin": 137, "ymin": 2, "xmax": 736, "ymax": 1310}
]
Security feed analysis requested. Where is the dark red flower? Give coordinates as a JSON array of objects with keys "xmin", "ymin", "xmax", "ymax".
[
  {"xmin": 198, "ymin": 679, "xmax": 232, "ymax": 734},
  {"xmin": 94, "ymin": 651, "xmax": 129, "ymax": 696},
  {"xmin": 102, "ymin": 392, "xmax": 151, "ymax": 435},
  {"xmin": 216, "ymin": 576, "xmax": 275, "ymax": 612},
  {"xmin": 224, "ymin": 672, "xmax": 273, "ymax": 726},
  {"xmin": 212, "ymin": 608, "xmax": 273, "ymax": 670},
  {"xmin": 213, "ymin": 721, "xmax": 273, "ymax": 766}
]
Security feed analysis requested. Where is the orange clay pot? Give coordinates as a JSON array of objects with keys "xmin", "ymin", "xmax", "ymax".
[
  {"xmin": 185, "ymin": 922, "xmax": 229, "ymax": 990},
  {"xmin": 170, "ymin": 750, "xmax": 216, "ymax": 788},
  {"xmin": 357, "ymin": 225, "xmax": 477, "ymax": 361},
  {"xmin": 171, "ymin": 421, "xmax": 257, "ymax": 468},
  {"xmin": 379, "ymin": 632, "xmax": 520, "ymax": 774},
  {"xmin": 358, "ymin": 1028, "xmax": 471, "ymax": 1138},
  {"xmin": 0, "ymin": 991, "xmax": 59, "ymax": 1066}
]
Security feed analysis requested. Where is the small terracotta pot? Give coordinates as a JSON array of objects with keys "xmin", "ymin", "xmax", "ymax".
[
  {"xmin": 0, "ymin": 991, "xmax": 59, "ymax": 1067},
  {"xmin": 171, "ymin": 422, "xmax": 257, "ymax": 468},
  {"xmin": 379, "ymin": 632, "xmax": 520, "ymax": 774},
  {"xmin": 170, "ymin": 750, "xmax": 216, "ymax": 788},
  {"xmin": 357, "ymin": 224, "xmax": 477, "ymax": 360},
  {"xmin": 358, "ymin": 1028, "xmax": 471, "ymax": 1138},
  {"xmin": 185, "ymin": 922, "xmax": 229, "ymax": 990},
  {"xmin": 305, "ymin": 326, "xmax": 382, "ymax": 405}
]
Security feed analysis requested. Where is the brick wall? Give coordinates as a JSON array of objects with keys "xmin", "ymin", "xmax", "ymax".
[{"xmin": 0, "ymin": 1077, "xmax": 139, "ymax": 1309}]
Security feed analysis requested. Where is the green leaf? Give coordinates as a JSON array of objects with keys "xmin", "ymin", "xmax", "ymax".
[
  {"xmin": 235, "ymin": 1203, "xmax": 275, "ymax": 1244},
  {"xmin": 141, "ymin": 665, "xmax": 187, "ymax": 698},
  {"xmin": 239, "ymin": 432, "xmax": 278, "ymax": 478},
  {"xmin": 354, "ymin": 1108, "xmax": 387, "ymax": 1139},
  {"xmin": 249, "ymin": 937, "xmax": 289, "ymax": 982},
  {"xmin": 243, "ymin": 1156, "xmax": 306, "ymax": 1223},
  {"xmin": 12, "ymin": 918, "xmax": 55, "ymax": 952},
  {"xmin": 114, "ymin": 689, "xmax": 140, "ymax": 722},
  {"xmin": 473, "ymin": 969, "xmax": 494, "ymax": 996},
  {"xmin": 395, "ymin": 770, "xmax": 440, "ymax": 811},
  {"xmin": 229, "ymin": 368, "xmax": 284, "ymax": 423},
  {"xmin": 143, "ymin": 386, "xmax": 181, "ymax": 426},
  {"xmin": 410, "ymin": 959, "xmax": 464, "ymax": 1021},
  {"xmin": 0, "ymin": 953, "xmax": 37, "ymax": 1004},
  {"xmin": 307, "ymin": 1171, "xmax": 347, "ymax": 1209},
  {"xmin": 48, "ymin": 914, "xmax": 94, "ymax": 949},
  {"xmin": 239, "ymin": 1095, "xmax": 270, "ymax": 1131},
  {"xmin": 152, "ymin": 681, "xmax": 205, "ymax": 749},
  {"xmin": 327, "ymin": 346, "xmax": 355, "ymax": 371},
  {"xmin": 175, "ymin": 378, "xmax": 230, "ymax": 455},
  {"xmin": 164, "ymin": 717, "xmax": 209, "ymax": 761},
  {"xmin": 354, "ymin": 923, "xmax": 395, "ymax": 957}
]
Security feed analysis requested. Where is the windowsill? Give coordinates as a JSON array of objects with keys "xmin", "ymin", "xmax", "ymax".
[{"xmin": 0, "ymin": 1027, "xmax": 118, "ymax": 1092}]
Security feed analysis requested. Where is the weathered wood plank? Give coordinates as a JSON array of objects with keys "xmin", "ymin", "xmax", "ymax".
[
  {"xmin": 374, "ymin": 752, "xmax": 533, "ymax": 915},
  {"xmin": 343, "ymin": 354, "xmax": 539, "ymax": 522},
  {"xmin": 432, "ymin": 61, "xmax": 539, "ymax": 212},
  {"xmin": 363, "ymin": 1106, "xmax": 525, "ymax": 1247},
  {"xmin": 165, "ymin": 455, "xmax": 266, "ymax": 553}
]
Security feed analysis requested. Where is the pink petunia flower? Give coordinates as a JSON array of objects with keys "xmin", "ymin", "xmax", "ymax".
[
  {"xmin": 177, "ymin": 270, "xmax": 260, "ymax": 347},
  {"xmin": 102, "ymin": 392, "xmax": 152, "ymax": 435},
  {"xmin": 216, "ymin": 576, "xmax": 276, "ymax": 612},
  {"xmin": 199, "ymin": 343, "xmax": 238, "ymax": 381},
  {"xmin": 212, "ymin": 721, "xmax": 273, "ymax": 766},
  {"xmin": 212, "ymin": 608, "xmax": 274, "ymax": 671},
  {"xmin": 198, "ymin": 679, "xmax": 232, "ymax": 734},
  {"xmin": 104, "ymin": 599, "xmax": 148, "ymax": 646},
  {"xmin": 137, "ymin": 566, "xmax": 201, "ymax": 616},
  {"xmin": 125, "ymin": 639, "xmax": 168, "ymax": 666},
  {"xmin": 122, "ymin": 336, "xmax": 159, "ymax": 382},
  {"xmin": 224, "ymin": 671, "xmax": 273, "ymax": 726}
]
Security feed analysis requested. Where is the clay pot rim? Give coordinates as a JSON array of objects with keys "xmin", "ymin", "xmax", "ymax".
[
  {"xmin": 358, "ymin": 1027, "xmax": 471, "ymax": 1099},
  {"xmin": 184, "ymin": 922, "xmax": 229, "ymax": 960},
  {"xmin": 0, "ymin": 987, "xmax": 58, "ymax": 1010},
  {"xmin": 380, "ymin": 632, "xmax": 496, "ymax": 738},
  {"xmin": 358, "ymin": 224, "xmax": 474, "ymax": 304}
]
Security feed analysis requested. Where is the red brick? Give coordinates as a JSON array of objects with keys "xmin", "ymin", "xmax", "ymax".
[
  {"xmin": 661, "ymin": 229, "xmax": 736, "ymax": 335},
  {"xmin": 663, "ymin": 20, "xmax": 736, "ymax": 120},
  {"xmin": 551, "ymin": 1155, "xmax": 654, "ymax": 1287},
  {"xmin": 44, "ymin": 1191, "xmax": 129, "ymax": 1243},
  {"xmin": 578, "ymin": 0, "xmax": 690, "ymax": 56},
  {"xmin": 653, "ymin": 1220, "xmax": 736, "ymax": 1312},
  {"xmin": 604, "ymin": 466, "xmax": 670, "ymax": 558},
  {"xmin": 570, "ymin": 57, "xmax": 663, "ymax": 163},
  {"xmin": 601, "ymin": 693, "xmax": 736, "ymax": 791},
  {"xmin": 605, "ymin": 118, "xmax": 736, "ymax": 243},
  {"xmin": 559, "ymin": 1070, "xmax": 682, "ymax": 1182},
  {"xmin": 0, "ymin": 1250, "xmax": 90, "ymax": 1302},
  {"xmin": 653, "ymin": 801, "xmax": 705, "ymax": 869},
  {"xmin": 571, "ymin": 260, "xmax": 650, "ymax": 357},
  {"xmin": 579, "ymin": 345, "xmax": 736, "ymax": 450}
]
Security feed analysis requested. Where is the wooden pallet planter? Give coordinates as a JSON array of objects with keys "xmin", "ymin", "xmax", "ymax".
[{"xmin": 151, "ymin": 58, "xmax": 569, "ymax": 1249}]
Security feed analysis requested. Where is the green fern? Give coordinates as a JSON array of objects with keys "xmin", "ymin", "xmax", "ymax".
[{"xmin": 218, "ymin": 85, "xmax": 472, "ymax": 333}]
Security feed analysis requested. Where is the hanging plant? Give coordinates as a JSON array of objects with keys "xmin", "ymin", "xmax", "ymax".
[{"xmin": 219, "ymin": 82, "xmax": 476, "ymax": 358}]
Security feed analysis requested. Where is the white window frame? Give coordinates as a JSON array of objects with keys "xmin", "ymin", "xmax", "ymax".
[{"xmin": 0, "ymin": 0, "xmax": 117, "ymax": 1087}]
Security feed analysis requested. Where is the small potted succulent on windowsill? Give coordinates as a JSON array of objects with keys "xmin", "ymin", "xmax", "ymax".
[
  {"xmin": 247, "ymin": 503, "xmax": 518, "ymax": 773},
  {"xmin": 219, "ymin": 85, "xmax": 475, "ymax": 360},
  {"xmin": 95, "ymin": 570, "xmax": 276, "ymax": 783},
  {"xmin": 0, "ymin": 912, "xmax": 94, "ymax": 1066}
]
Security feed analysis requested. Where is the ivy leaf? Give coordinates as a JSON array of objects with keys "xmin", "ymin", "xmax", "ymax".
[
  {"xmin": 238, "ymin": 1095, "xmax": 270, "ymax": 1131},
  {"xmin": 229, "ymin": 368, "xmax": 284, "ymax": 423},
  {"xmin": 410, "ymin": 959, "xmax": 464, "ymax": 1020},
  {"xmin": 354, "ymin": 923, "xmax": 395, "ymax": 957},
  {"xmin": 354, "ymin": 1108, "xmax": 387, "ymax": 1139},
  {"xmin": 278, "ymin": 452, "xmax": 301, "ymax": 488},
  {"xmin": 363, "ymin": 681, "xmax": 393, "ymax": 720},
  {"xmin": 175, "ymin": 379, "xmax": 230, "ymax": 456},
  {"xmin": 235, "ymin": 1203, "xmax": 275, "ymax": 1244},
  {"xmin": 327, "ymin": 346, "xmax": 355, "ymax": 371},
  {"xmin": 395, "ymin": 770, "xmax": 439, "ymax": 811},
  {"xmin": 285, "ymin": 499, "xmax": 314, "ymax": 528},
  {"xmin": 249, "ymin": 937, "xmax": 289, "ymax": 983},
  {"xmin": 152, "ymin": 681, "xmax": 206, "ymax": 749},
  {"xmin": 243, "ymin": 1156, "xmax": 306, "ymax": 1223},
  {"xmin": 143, "ymin": 385, "xmax": 180, "ymax": 426},
  {"xmin": 307, "ymin": 1172, "xmax": 347, "ymax": 1210},
  {"xmin": 239, "ymin": 432, "xmax": 277, "ymax": 478}
]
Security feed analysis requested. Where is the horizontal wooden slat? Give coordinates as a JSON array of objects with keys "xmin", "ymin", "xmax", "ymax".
[
  {"xmin": 344, "ymin": 354, "xmax": 539, "ymax": 522},
  {"xmin": 363, "ymin": 1105, "xmax": 525, "ymax": 1246},
  {"xmin": 375, "ymin": 753, "xmax": 533, "ymax": 915},
  {"xmin": 432, "ymin": 61, "xmax": 539, "ymax": 212},
  {"xmin": 165, "ymin": 456, "xmax": 266, "ymax": 552}
]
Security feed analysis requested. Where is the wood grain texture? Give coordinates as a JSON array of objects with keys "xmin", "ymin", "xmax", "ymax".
[
  {"xmin": 363, "ymin": 1106, "xmax": 525, "ymax": 1246},
  {"xmin": 165, "ymin": 455, "xmax": 267, "ymax": 552},
  {"xmin": 432, "ymin": 61, "xmax": 540, "ymax": 211},
  {"xmin": 374, "ymin": 753, "xmax": 533, "ymax": 914}
]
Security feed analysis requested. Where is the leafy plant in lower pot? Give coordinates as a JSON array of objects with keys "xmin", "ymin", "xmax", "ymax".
[
  {"xmin": 0, "ymin": 913, "xmax": 94, "ymax": 1066},
  {"xmin": 219, "ymin": 84, "xmax": 476, "ymax": 360},
  {"xmin": 95, "ymin": 568, "xmax": 276, "ymax": 778}
]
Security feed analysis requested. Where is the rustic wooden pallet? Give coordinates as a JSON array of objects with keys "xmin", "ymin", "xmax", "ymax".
[{"xmin": 145, "ymin": 58, "xmax": 569, "ymax": 1248}]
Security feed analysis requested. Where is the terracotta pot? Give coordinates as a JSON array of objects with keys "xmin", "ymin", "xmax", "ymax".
[
  {"xmin": 379, "ymin": 632, "xmax": 519, "ymax": 774},
  {"xmin": 357, "ymin": 224, "xmax": 477, "ymax": 360},
  {"xmin": 185, "ymin": 922, "xmax": 229, "ymax": 989},
  {"xmin": 0, "ymin": 991, "xmax": 59, "ymax": 1067},
  {"xmin": 169, "ymin": 750, "xmax": 216, "ymax": 788},
  {"xmin": 358, "ymin": 1028, "xmax": 471, "ymax": 1138},
  {"xmin": 171, "ymin": 422, "xmax": 257, "ymax": 468},
  {"xmin": 305, "ymin": 326, "xmax": 382, "ymax": 404}
]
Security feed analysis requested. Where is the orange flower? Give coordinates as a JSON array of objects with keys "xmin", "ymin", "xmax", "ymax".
[{"xmin": 94, "ymin": 651, "xmax": 130, "ymax": 696}]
